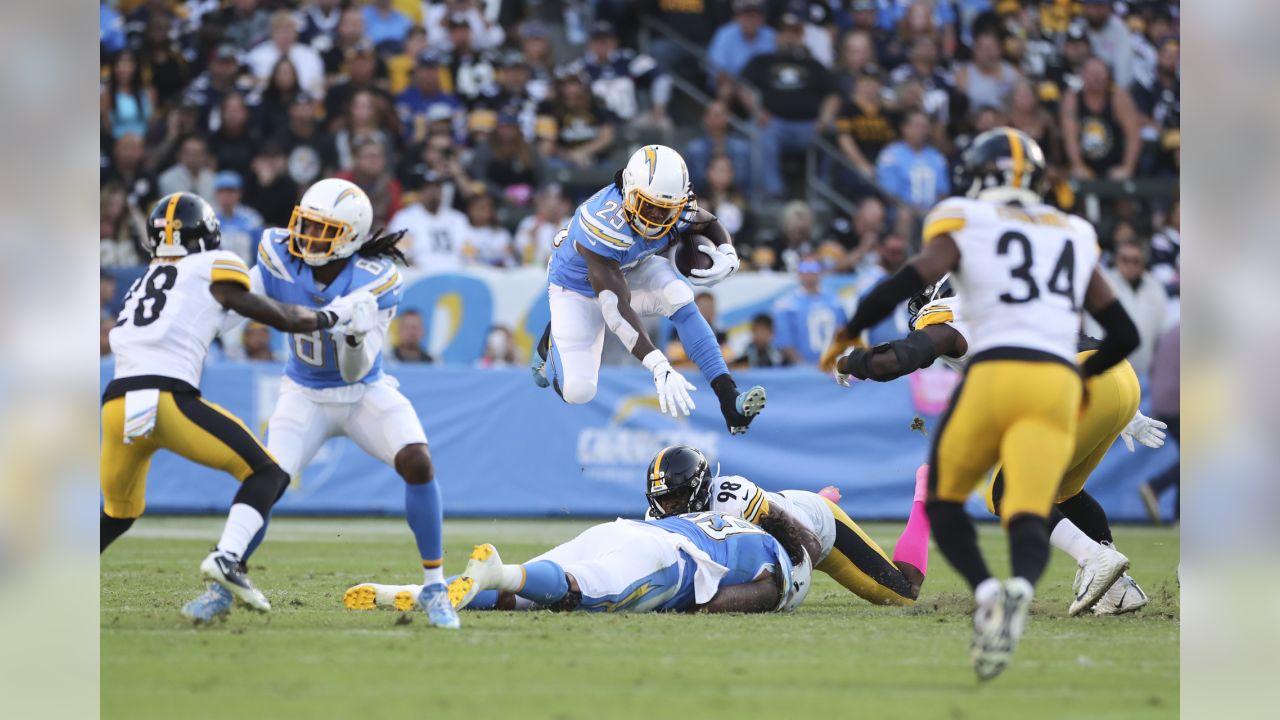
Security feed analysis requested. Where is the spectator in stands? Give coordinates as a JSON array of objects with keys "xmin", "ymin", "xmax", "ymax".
[
  {"xmin": 765, "ymin": 200, "xmax": 821, "ymax": 272},
  {"xmin": 460, "ymin": 193, "xmax": 514, "ymax": 267},
  {"xmin": 831, "ymin": 30, "xmax": 878, "ymax": 102},
  {"xmin": 1039, "ymin": 22, "xmax": 1092, "ymax": 108},
  {"xmin": 1088, "ymin": 238, "xmax": 1167, "ymax": 374},
  {"xmin": 184, "ymin": 45, "xmax": 246, "ymax": 133},
  {"xmin": 884, "ymin": 0, "xmax": 954, "ymax": 70},
  {"xmin": 1132, "ymin": 36, "xmax": 1180, "ymax": 177},
  {"xmin": 212, "ymin": 171, "xmax": 264, "ymax": 263},
  {"xmin": 469, "ymin": 113, "xmax": 540, "ymax": 205},
  {"xmin": 685, "ymin": 100, "xmax": 754, "ymax": 198},
  {"xmin": 733, "ymin": 313, "xmax": 790, "ymax": 369},
  {"xmin": 708, "ymin": 0, "xmax": 776, "ymax": 84},
  {"xmin": 209, "ymin": 92, "xmax": 261, "ymax": 176},
  {"xmin": 243, "ymin": 141, "xmax": 298, "ymax": 228},
  {"xmin": 338, "ymin": 135, "xmax": 402, "ymax": 230},
  {"xmin": 100, "ymin": 272, "xmax": 118, "ymax": 319},
  {"xmin": 858, "ymin": 233, "xmax": 911, "ymax": 344},
  {"xmin": 517, "ymin": 21, "xmax": 555, "ymax": 102},
  {"xmin": 407, "ymin": 133, "xmax": 477, "ymax": 210},
  {"xmin": 641, "ymin": 0, "xmax": 731, "ymax": 77},
  {"xmin": 955, "ymin": 29, "xmax": 1019, "ymax": 114},
  {"xmin": 477, "ymin": 326, "xmax": 518, "ymax": 368},
  {"xmin": 848, "ymin": 0, "xmax": 894, "ymax": 63},
  {"xmin": 387, "ymin": 26, "xmax": 429, "ymax": 95},
  {"xmin": 1061, "ymin": 56, "xmax": 1141, "ymax": 180},
  {"xmin": 1008, "ymin": 78, "xmax": 1062, "ymax": 168},
  {"xmin": 887, "ymin": 36, "xmax": 960, "ymax": 135},
  {"xmin": 443, "ymin": 14, "xmax": 499, "ymax": 102},
  {"xmin": 826, "ymin": 195, "xmax": 887, "ymax": 272},
  {"xmin": 876, "ymin": 110, "xmax": 949, "ymax": 216},
  {"xmin": 1081, "ymin": 0, "xmax": 1133, "ymax": 89},
  {"xmin": 1139, "ymin": 323, "xmax": 1179, "ymax": 523},
  {"xmin": 136, "ymin": 12, "xmax": 191, "ymax": 106},
  {"xmin": 773, "ymin": 259, "xmax": 847, "ymax": 366},
  {"xmin": 392, "ymin": 309, "xmax": 435, "ymax": 363},
  {"xmin": 325, "ymin": 41, "xmax": 395, "ymax": 130},
  {"xmin": 426, "ymin": 0, "xmax": 505, "ymax": 52},
  {"xmin": 1150, "ymin": 199, "xmax": 1180, "ymax": 298},
  {"xmin": 575, "ymin": 20, "xmax": 671, "ymax": 127},
  {"xmin": 246, "ymin": 11, "xmax": 325, "ymax": 99},
  {"xmin": 241, "ymin": 322, "xmax": 278, "ymax": 362},
  {"xmin": 275, "ymin": 94, "xmax": 338, "ymax": 186},
  {"xmin": 100, "ymin": 181, "xmax": 148, "ymax": 268},
  {"xmin": 390, "ymin": 170, "xmax": 470, "ymax": 271},
  {"xmin": 739, "ymin": 11, "xmax": 836, "ymax": 198},
  {"xmin": 297, "ymin": 0, "xmax": 343, "ymax": 49},
  {"xmin": 396, "ymin": 52, "xmax": 463, "ymax": 147},
  {"xmin": 536, "ymin": 73, "xmax": 617, "ymax": 171},
  {"xmin": 514, "ymin": 184, "xmax": 570, "ymax": 267},
  {"xmin": 158, "ymin": 135, "xmax": 216, "ymax": 200},
  {"xmin": 835, "ymin": 69, "xmax": 900, "ymax": 182},
  {"xmin": 102, "ymin": 132, "xmax": 156, "ymax": 209},
  {"xmin": 101, "ymin": 2, "xmax": 126, "ymax": 56},
  {"xmin": 102, "ymin": 49, "xmax": 154, "ymax": 141},
  {"xmin": 362, "ymin": 0, "xmax": 412, "ymax": 52},
  {"xmin": 335, "ymin": 89, "xmax": 398, "ymax": 171},
  {"xmin": 469, "ymin": 50, "xmax": 539, "ymax": 143},
  {"xmin": 319, "ymin": 6, "xmax": 368, "ymax": 78},
  {"xmin": 699, "ymin": 154, "xmax": 752, "ymax": 245},
  {"xmin": 248, "ymin": 57, "xmax": 303, "ymax": 140},
  {"xmin": 213, "ymin": 0, "xmax": 272, "ymax": 51}
]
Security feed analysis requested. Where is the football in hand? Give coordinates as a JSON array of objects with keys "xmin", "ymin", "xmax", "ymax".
[{"xmin": 672, "ymin": 233, "xmax": 717, "ymax": 278}]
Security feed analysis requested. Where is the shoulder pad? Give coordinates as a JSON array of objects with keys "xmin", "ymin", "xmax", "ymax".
[
  {"xmin": 255, "ymin": 228, "xmax": 294, "ymax": 281},
  {"xmin": 922, "ymin": 199, "xmax": 971, "ymax": 244},
  {"xmin": 912, "ymin": 301, "xmax": 954, "ymax": 331}
]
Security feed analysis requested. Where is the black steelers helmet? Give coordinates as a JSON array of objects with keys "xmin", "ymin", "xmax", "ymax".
[
  {"xmin": 954, "ymin": 127, "xmax": 1046, "ymax": 200},
  {"xmin": 145, "ymin": 192, "xmax": 222, "ymax": 258},
  {"xmin": 645, "ymin": 445, "xmax": 713, "ymax": 518},
  {"xmin": 908, "ymin": 273, "xmax": 955, "ymax": 321}
]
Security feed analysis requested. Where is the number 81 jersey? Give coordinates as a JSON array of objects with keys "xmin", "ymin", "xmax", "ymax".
[
  {"xmin": 254, "ymin": 229, "xmax": 403, "ymax": 388},
  {"xmin": 922, "ymin": 197, "xmax": 1100, "ymax": 363},
  {"xmin": 110, "ymin": 250, "xmax": 252, "ymax": 388}
]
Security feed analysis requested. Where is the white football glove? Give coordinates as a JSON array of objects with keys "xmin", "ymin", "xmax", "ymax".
[
  {"xmin": 834, "ymin": 348, "xmax": 855, "ymax": 387},
  {"xmin": 343, "ymin": 292, "xmax": 380, "ymax": 338},
  {"xmin": 688, "ymin": 243, "xmax": 740, "ymax": 287},
  {"xmin": 1120, "ymin": 411, "xmax": 1167, "ymax": 452},
  {"xmin": 643, "ymin": 351, "xmax": 697, "ymax": 418},
  {"xmin": 319, "ymin": 290, "xmax": 375, "ymax": 331}
]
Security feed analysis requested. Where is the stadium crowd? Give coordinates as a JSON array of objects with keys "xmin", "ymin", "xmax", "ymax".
[{"xmin": 100, "ymin": 0, "xmax": 1179, "ymax": 376}]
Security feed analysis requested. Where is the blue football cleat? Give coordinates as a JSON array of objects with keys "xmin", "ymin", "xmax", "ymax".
[
  {"xmin": 726, "ymin": 385, "xmax": 767, "ymax": 435},
  {"xmin": 418, "ymin": 582, "xmax": 461, "ymax": 629},
  {"xmin": 531, "ymin": 322, "xmax": 552, "ymax": 388},
  {"xmin": 182, "ymin": 582, "xmax": 234, "ymax": 624}
]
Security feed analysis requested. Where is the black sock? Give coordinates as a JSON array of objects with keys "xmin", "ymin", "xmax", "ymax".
[
  {"xmin": 536, "ymin": 322, "xmax": 551, "ymax": 362},
  {"xmin": 101, "ymin": 513, "xmax": 135, "ymax": 553},
  {"xmin": 1056, "ymin": 491, "xmax": 1113, "ymax": 544},
  {"xmin": 1007, "ymin": 513, "xmax": 1051, "ymax": 586},
  {"xmin": 710, "ymin": 373, "xmax": 738, "ymax": 405},
  {"xmin": 925, "ymin": 500, "xmax": 992, "ymax": 590}
]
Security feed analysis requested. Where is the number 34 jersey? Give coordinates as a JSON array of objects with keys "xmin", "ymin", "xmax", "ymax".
[
  {"xmin": 922, "ymin": 197, "xmax": 1100, "ymax": 363},
  {"xmin": 253, "ymin": 229, "xmax": 403, "ymax": 389},
  {"xmin": 109, "ymin": 250, "xmax": 252, "ymax": 388}
]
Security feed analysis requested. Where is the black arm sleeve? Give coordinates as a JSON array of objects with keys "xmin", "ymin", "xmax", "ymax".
[
  {"xmin": 843, "ymin": 265, "xmax": 926, "ymax": 336},
  {"xmin": 1080, "ymin": 299, "xmax": 1140, "ymax": 378},
  {"xmin": 839, "ymin": 330, "xmax": 940, "ymax": 381}
]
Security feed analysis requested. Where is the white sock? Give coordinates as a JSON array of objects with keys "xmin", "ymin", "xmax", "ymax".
[
  {"xmin": 497, "ymin": 564, "xmax": 525, "ymax": 592},
  {"xmin": 215, "ymin": 504, "xmax": 263, "ymax": 559},
  {"xmin": 1050, "ymin": 519, "xmax": 1100, "ymax": 564},
  {"xmin": 974, "ymin": 577, "xmax": 1001, "ymax": 606},
  {"xmin": 422, "ymin": 566, "xmax": 445, "ymax": 586}
]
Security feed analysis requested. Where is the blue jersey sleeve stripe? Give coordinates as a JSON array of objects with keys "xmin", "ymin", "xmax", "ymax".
[{"xmin": 578, "ymin": 208, "xmax": 633, "ymax": 246}]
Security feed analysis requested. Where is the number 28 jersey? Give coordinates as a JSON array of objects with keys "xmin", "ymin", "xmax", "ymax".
[
  {"xmin": 253, "ymin": 229, "xmax": 403, "ymax": 389},
  {"xmin": 109, "ymin": 250, "xmax": 252, "ymax": 388},
  {"xmin": 922, "ymin": 197, "xmax": 1100, "ymax": 363}
]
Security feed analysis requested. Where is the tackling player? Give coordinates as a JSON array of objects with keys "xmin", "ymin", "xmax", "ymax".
[
  {"xmin": 181, "ymin": 178, "xmax": 460, "ymax": 630},
  {"xmin": 101, "ymin": 192, "xmax": 373, "ymax": 615},
  {"xmin": 833, "ymin": 278, "xmax": 1166, "ymax": 616},
  {"xmin": 530, "ymin": 144, "xmax": 766, "ymax": 435},
  {"xmin": 824, "ymin": 128, "xmax": 1140, "ymax": 680},
  {"xmin": 643, "ymin": 446, "xmax": 932, "ymax": 606}
]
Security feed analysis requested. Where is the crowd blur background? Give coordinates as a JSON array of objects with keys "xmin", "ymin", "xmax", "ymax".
[{"xmin": 99, "ymin": 0, "xmax": 1180, "ymax": 467}]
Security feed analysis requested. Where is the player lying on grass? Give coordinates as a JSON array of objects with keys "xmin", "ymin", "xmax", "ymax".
[
  {"xmin": 833, "ymin": 278, "xmax": 1166, "ymax": 616},
  {"xmin": 642, "ymin": 445, "xmax": 932, "ymax": 605},
  {"xmin": 530, "ymin": 144, "xmax": 765, "ymax": 434},
  {"xmin": 347, "ymin": 509, "xmax": 818, "ymax": 614},
  {"xmin": 182, "ymin": 178, "xmax": 459, "ymax": 630},
  {"xmin": 101, "ymin": 192, "xmax": 374, "ymax": 615}
]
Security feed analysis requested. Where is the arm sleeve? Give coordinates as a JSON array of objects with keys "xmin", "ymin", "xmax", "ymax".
[
  {"xmin": 843, "ymin": 266, "xmax": 926, "ymax": 337},
  {"xmin": 1080, "ymin": 299, "xmax": 1140, "ymax": 378}
]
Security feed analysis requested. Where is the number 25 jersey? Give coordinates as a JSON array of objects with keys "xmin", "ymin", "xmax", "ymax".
[
  {"xmin": 922, "ymin": 197, "xmax": 1100, "ymax": 363},
  {"xmin": 109, "ymin": 250, "xmax": 252, "ymax": 388}
]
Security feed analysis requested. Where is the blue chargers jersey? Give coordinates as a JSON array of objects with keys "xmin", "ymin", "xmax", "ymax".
[
  {"xmin": 546, "ymin": 183, "xmax": 697, "ymax": 298},
  {"xmin": 648, "ymin": 511, "xmax": 791, "ymax": 602},
  {"xmin": 255, "ymin": 228, "xmax": 404, "ymax": 388}
]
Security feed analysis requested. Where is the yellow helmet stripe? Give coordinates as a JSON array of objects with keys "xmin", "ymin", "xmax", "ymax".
[
  {"xmin": 163, "ymin": 194, "xmax": 181, "ymax": 246},
  {"xmin": 644, "ymin": 146, "xmax": 658, "ymax": 184},
  {"xmin": 650, "ymin": 446, "xmax": 671, "ymax": 482},
  {"xmin": 1006, "ymin": 128, "xmax": 1025, "ymax": 189}
]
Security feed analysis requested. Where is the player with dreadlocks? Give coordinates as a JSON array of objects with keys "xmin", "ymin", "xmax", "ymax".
[{"xmin": 181, "ymin": 178, "xmax": 461, "ymax": 630}]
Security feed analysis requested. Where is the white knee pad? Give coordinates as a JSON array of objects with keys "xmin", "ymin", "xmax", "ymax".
[
  {"xmin": 561, "ymin": 377, "xmax": 598, "ymax": 405},
  {"xmin": 662, "ymin": 280, "xmax": 695, "ymax": 316}
]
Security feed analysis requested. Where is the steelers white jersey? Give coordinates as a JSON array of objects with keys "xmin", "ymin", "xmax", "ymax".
[
  {"xmin": 911, "ymin": 297, "xmax": 973, "ymax": 373},
  {"xmin": 922, "ymin": 197, "xmax": 1099, "ymax": 362},
  {"xmin": 109, "ymin": 250, "xmax": 251, "ymax": 388},
  {"xmin": 705, "ymin": 476, "xmax": 837, "ymax": 563}
]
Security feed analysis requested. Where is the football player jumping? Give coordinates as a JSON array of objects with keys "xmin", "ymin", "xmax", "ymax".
[
  {"xmin": 181, "ymin": 178, "xmax": 460, "ymax": 630},
  {"xmin": 833, "ymin": 278, "xmax": 1167, "ymax": 617},
  {"xmin": 531, "ymin": 144, "xmax": 766, "ymax": 435},
  {"xmin": 102, "ymin": 192, "xmax": 374, "ymax": 615}
]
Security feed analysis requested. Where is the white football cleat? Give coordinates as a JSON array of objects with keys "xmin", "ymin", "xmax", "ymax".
[
  {"xmin": 971, "ymin": 578, "xmax": 1034, "ymax": 682},
  {"xmin": 447, "ymin": 543, "xmax": 504, "ymax": 610},
  {"xmin": 1069, "ymin": 542, "xmax": 1129, "ymax": 616},
  {"xmin": 200, "ymin": 551, "xmax": 270, "ymax": 612},
  {"xmin": 342, "ymin": 583, "xmax": 422, "ymax": 611},
  {"xmin": 1093, "ymin": 573, "xmax": 1149, "ymax": 616}
]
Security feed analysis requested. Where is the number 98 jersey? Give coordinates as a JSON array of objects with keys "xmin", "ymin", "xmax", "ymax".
[
  {"xmin": 109, "ymin": 250, "xmax": 252, "ymax": 388},
  {"xmin": 922, "ymin": 197, "xmax": 1100, "ymax": 363}
]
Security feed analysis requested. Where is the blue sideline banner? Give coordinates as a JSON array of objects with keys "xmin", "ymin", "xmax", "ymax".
[{"xmin": 100, "ymin": 362, "xmax": 1178, "ymax": 521}]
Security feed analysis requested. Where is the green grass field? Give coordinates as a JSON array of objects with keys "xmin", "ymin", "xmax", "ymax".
[{"xmin": 102, "ymin": 517, "xmax": 1179, "ymax": 719}]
